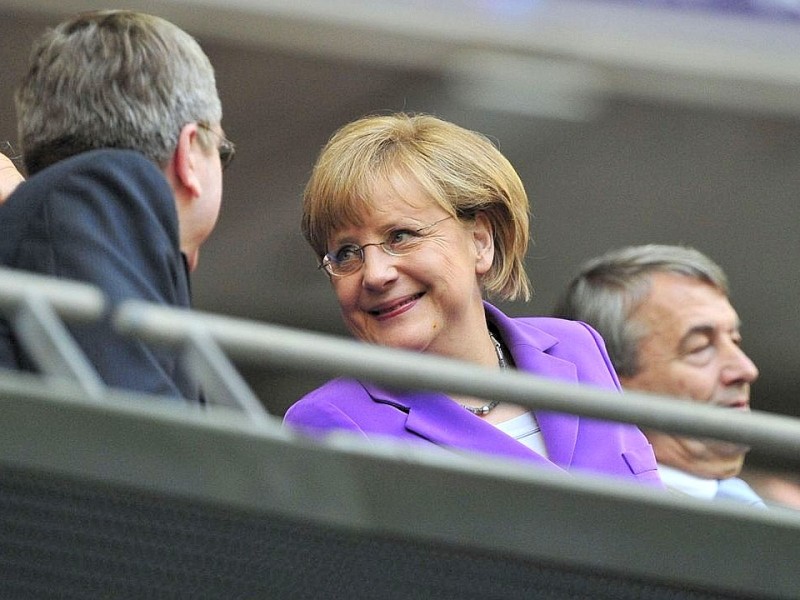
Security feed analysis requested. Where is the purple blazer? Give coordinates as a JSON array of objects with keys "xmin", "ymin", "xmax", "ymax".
[{"xmin": 284, "ymin": 302, "xmax": 661, "ymax": 486}]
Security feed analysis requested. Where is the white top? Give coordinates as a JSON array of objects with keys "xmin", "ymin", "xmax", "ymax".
[{"xmin": 495, "ymin": 411, "xmax": 548, "ymax": 458}]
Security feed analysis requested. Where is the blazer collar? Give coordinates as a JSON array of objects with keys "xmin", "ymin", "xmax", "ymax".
[{"xmin": 483, "ymin": 302, "xmax": 576, "ymax": 382}]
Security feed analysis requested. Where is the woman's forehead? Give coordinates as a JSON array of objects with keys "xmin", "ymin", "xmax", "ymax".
[
  {"xmin": 329, "ymin": 202, "xmax": 433, "ymax": 233},
  {"xmin": 316, "ymin": 169, "xmax": 454, "ymax": 242},
  {"xmin": 340, "ymin": 175, "xmax": 436, "ymax": 215}
]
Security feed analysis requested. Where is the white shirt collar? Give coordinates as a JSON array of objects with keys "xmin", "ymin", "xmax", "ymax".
[{"xmin": 657, "ymin": 463, "xmax": 718, "ymax": 500}]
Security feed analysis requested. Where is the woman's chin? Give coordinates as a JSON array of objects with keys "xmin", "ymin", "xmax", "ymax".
[{"xmin": 370, "ymin": 333, "xmax": 429, "ymax": 354}]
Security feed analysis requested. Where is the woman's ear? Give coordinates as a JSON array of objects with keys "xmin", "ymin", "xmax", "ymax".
[
  {"xmin": 473, "ymin": 212, "xmax": 494, "ymax": 275},
  {"xmin": 172, "ymin": 123, "xmax": 203, "ymax": 199}
]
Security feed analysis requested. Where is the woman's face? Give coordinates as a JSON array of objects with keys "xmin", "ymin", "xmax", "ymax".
[{"xmin": 325, "ymin": 175, "xmax": 494, "ymax": 361}]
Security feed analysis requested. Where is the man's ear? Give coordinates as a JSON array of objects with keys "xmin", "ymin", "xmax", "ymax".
[
  {"xmin": 0, "ymin": 153, "xmax": 25, "ymax": 203},
  {"xmin": 172, "ymin": 123, "xmax": 203, "ymax": 199},
  {"xmin": 473, "ymin": 212, "xmax": 494, "ymax": 275}
]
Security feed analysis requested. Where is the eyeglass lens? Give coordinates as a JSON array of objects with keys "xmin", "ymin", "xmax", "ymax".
[
  {"xmin": 198, "ymin": 122, "xmax": 235, "ymax": 170},
  {"xmin": 322, "ymin": 216, "xmax": 451, "ymax": 276},
  {"xmin": 218, "ymin": 140, "xmax": 235, "ymax": 170}
]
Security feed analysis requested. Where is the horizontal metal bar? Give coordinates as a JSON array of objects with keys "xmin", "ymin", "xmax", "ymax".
[
  {"xmin": 0, "ymin": 267, "xmax": 106, "ymax": 322},
  {"xmin": 113, "ymin": 300, "xmax": 800, "ymax": 461}
]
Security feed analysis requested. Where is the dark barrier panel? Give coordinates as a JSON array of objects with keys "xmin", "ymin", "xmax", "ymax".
[
  {"xmin": 0, "ymin": 374, "xmax": 797, "ymax": 600},
  {"xmin": 0, "ymin": 465, "xmax": 761, "ymax": 600}
]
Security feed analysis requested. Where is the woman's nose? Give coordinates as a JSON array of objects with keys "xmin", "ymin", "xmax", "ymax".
[{"xmin": 360, "ymin": 244, "xmax": 398, "ymax": 288}]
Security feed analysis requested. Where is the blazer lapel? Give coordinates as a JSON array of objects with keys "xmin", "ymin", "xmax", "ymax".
[
  {"xmin": 535, "ymin": 411, "xmax": 579, "ymax": 469},
  {"xmin": 487, "ymin": 302, "xmax": 581, "ymax": 469},
  {"xmin": 507, "ymin": 348, "xmax": 580, "ymax": 468}
]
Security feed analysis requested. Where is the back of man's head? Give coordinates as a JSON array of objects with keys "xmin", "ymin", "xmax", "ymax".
[
  {"xmin": 15, "ymin": 10, "xmax": 222, "ymax": 175},
  {"xmin": 553, "ymin": 244, "xmax": 729, "ymax": 377}
]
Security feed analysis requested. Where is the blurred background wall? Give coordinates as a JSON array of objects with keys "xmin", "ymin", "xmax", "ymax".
[{"xmin": 1, "ymin": 0, "xmax": 798, "ymax": 470}]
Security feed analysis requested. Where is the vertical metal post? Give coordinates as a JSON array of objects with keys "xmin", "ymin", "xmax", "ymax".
[
  {"xmin": 181, "ymin": 328, "xmax": 270, "ymax": 423},
  {"xmin": 12, "ymin": 294, "xmax": 105, "ymax": 401}
]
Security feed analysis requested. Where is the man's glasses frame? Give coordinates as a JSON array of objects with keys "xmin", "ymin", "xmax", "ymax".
[{"xmin": 198, "ymin": 122, "xmax": 235, "ymax": 170}]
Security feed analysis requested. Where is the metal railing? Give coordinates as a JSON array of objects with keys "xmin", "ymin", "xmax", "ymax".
[
  {"xmin": 114, "ymin": 298, "xmax": 800, "ymax": 461},
  {"xmin": 0, "ymin": 268, "xmax": 106, "ymax": 399},
  {"xmin": 2, "ymin": 265, "xmax": 800, "ymax": 460}
]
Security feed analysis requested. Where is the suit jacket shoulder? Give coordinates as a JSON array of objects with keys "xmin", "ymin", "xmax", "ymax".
[
  {"xmin": 0, "ymin": 149, "xmax": 197, "ymax": 400},
  {"xmin": 0, "ymin": 149, "xmax": 186, "ymax": 303}
]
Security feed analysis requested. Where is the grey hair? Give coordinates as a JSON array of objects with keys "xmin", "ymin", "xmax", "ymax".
[
  {"xmin": 553, "ymin": 244, "xmax": 729, "ymax": 377},
  {"xmin": 15, "ymin": 10, "xmax": 221, "ymax": 175}
]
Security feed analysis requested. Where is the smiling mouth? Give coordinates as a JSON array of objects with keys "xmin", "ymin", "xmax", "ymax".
[
  {"xmin": 368, "ymin": 293, "xmax": 424, "ymax": 317},
  {"xmin": 723, "ymin": 399, "xmax": 750, "ymax": 410}
]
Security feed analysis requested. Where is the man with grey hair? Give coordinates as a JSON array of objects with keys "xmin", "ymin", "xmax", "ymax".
[
  {"xmin": 554, "ymin": 244, "xmax": 764, "ymax": 506},
  {"xmin": 0, "ymin": 10, "xmax": 234, "ymax": 400}
]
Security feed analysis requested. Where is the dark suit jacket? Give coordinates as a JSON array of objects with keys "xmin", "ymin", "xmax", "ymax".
[
  {"xmin": 0, "ymin": 149, "xmax": 199, "ymax": 400},
  {"xmin": 285, "ymin": 302, "xmax": 661, "ymax": 486}
]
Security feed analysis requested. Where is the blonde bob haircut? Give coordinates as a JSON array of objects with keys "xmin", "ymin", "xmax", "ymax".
[{"xmin": 302, "ymin": 112, "xmax": 531, "ymax": 301}]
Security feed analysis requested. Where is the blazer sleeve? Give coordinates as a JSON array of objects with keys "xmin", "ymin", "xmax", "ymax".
[{"xmin": 284, "ymin": 377, "xmax": 379, "ymax": 440}]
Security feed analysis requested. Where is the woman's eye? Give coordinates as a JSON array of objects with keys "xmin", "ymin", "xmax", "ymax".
[
  {"xmin": 388, "ymin": 229, "xmax": 417, "ymax": 248},
  {"xmin": 334, "ymin": 245, "xmax": 360, "ymax": 262}
]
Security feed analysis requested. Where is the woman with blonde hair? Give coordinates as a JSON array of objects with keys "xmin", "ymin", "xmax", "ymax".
[{"xmin": 285, "ymin": 112, "xmax": 661, "ymax": 485}]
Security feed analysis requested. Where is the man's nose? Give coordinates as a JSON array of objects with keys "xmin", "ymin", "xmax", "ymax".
[{"xmin": 723, "ymin": 343, "xmax": 759, "ymax": 385}]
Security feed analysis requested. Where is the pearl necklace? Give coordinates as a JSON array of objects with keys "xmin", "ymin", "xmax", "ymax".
[{"xmin": 462, "ymin": 332, "xmax": 506, "ymax": 416}]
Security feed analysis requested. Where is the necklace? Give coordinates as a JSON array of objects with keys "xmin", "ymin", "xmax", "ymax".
[{"xmin": 462, "ymin": 332, "xmax": 506, "ymax": 416}]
